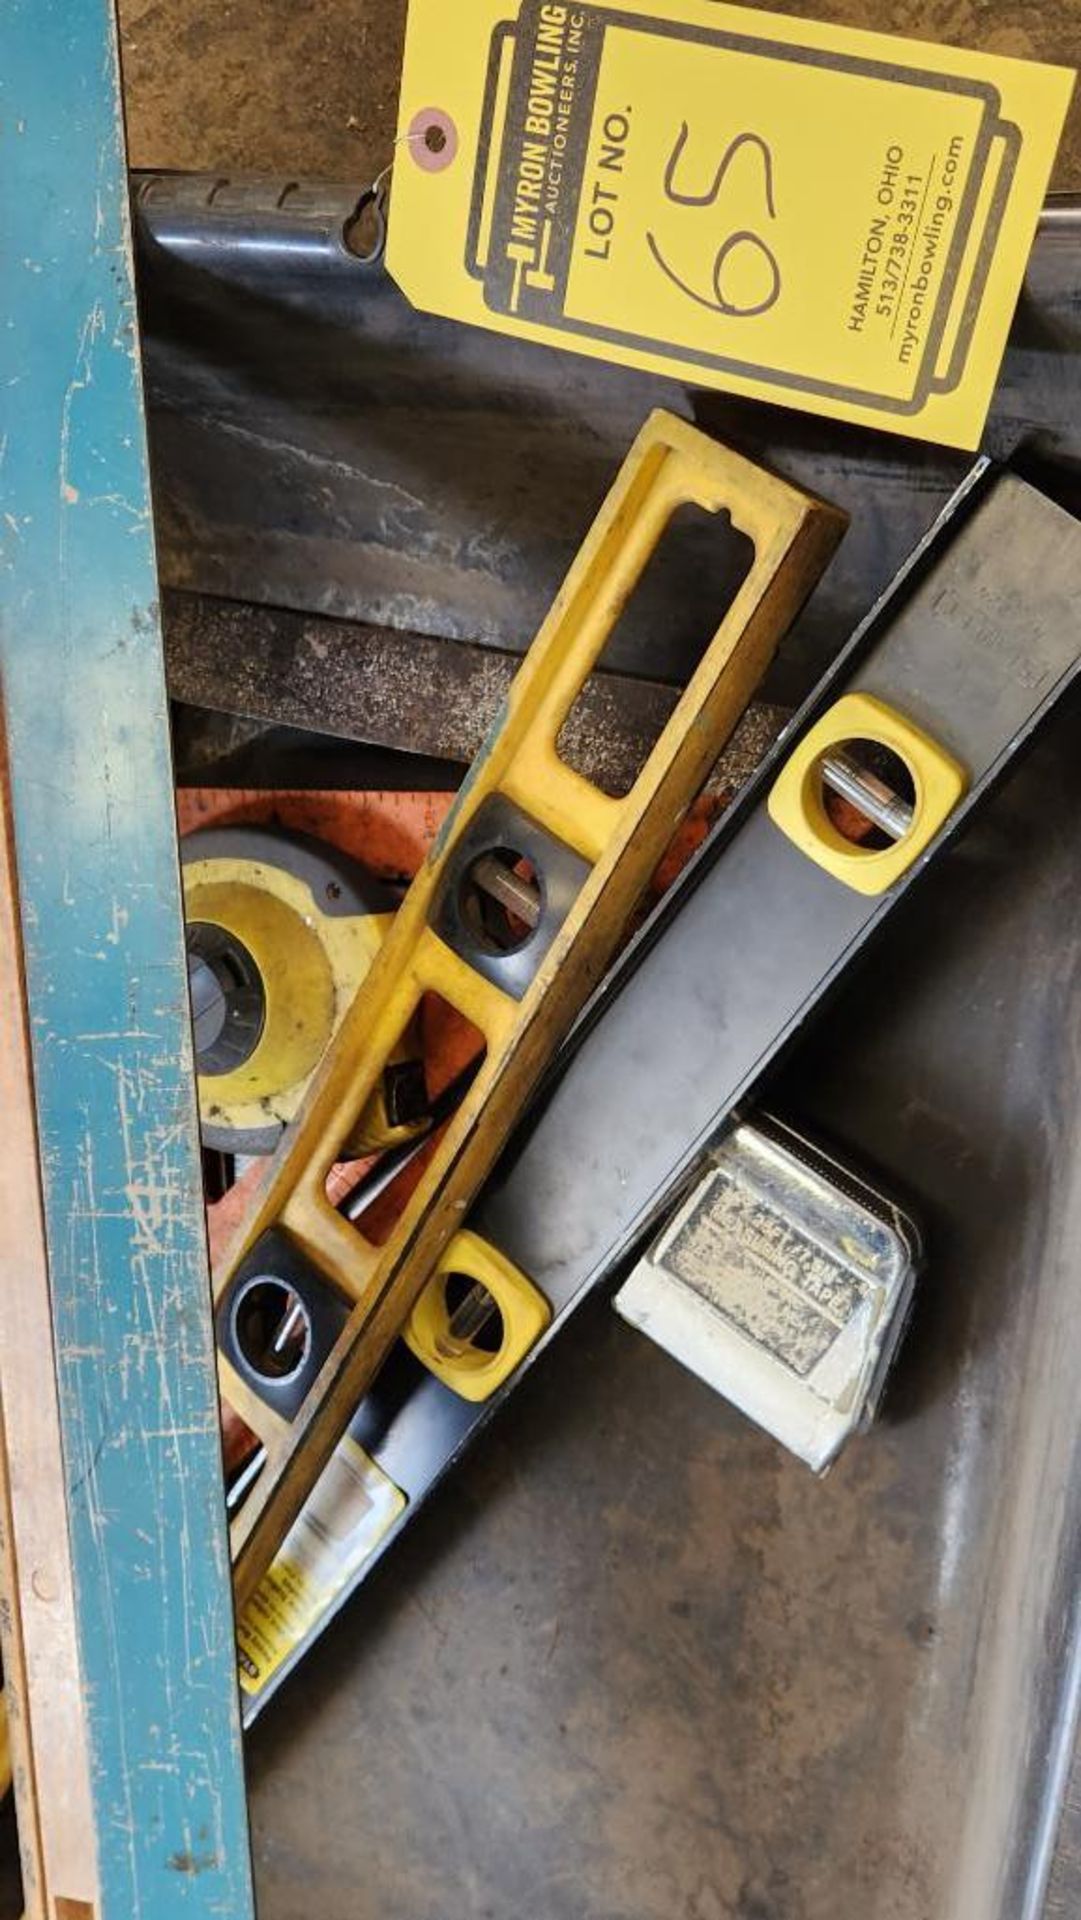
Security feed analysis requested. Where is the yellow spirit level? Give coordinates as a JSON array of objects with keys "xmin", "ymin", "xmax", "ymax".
[{"xmin": 214, "ymin": 411, "xmax": 845, "ymax": 1608}]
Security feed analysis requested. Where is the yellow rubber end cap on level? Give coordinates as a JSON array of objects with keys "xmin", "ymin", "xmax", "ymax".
[{"xmin": 767, "ymin": 691, "xmax": 968, "ymax": 897}]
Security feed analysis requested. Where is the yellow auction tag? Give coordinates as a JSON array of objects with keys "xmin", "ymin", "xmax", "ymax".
[{"xmin": 386, "ymin": 0, "xmax": 1073, "ymax": 447}]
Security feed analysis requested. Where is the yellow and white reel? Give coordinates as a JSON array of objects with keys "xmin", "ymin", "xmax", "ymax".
[{"xmin": 182, "ymin": 826, "xmax": 424, "ymax": 1157}]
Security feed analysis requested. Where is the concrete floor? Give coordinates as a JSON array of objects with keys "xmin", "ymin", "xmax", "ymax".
[{"xmin": 114, "ymin": 6, "xmax": 1081, "ymax": 1917}]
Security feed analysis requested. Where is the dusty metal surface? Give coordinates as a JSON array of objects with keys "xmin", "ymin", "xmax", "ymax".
[
  {"xmin": 162, "ymin": 589, "xmax": 787, "ymax": 797},
  {"xmin": 116, "ymin": 0, "xmax": 1081, "ymax": 190}
]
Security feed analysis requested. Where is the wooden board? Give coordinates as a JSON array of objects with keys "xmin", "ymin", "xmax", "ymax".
[
  {"xmin": 0, "ymin": 737, "xmax": 99, "ymax": 1917},
  {"xmin": 0, "ymin": 6, "xmax": 255, "ymax": 1917}
]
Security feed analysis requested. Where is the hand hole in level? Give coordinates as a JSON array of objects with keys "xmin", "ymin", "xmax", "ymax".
[{"xmin": 555, "ymin": 501, "xmax": 755, "ymax": 798}]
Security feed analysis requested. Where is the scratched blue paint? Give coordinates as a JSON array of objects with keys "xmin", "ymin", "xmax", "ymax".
[{"xmin": 0, "ymin": 6, "xmax": 254, "ymax": 1916}]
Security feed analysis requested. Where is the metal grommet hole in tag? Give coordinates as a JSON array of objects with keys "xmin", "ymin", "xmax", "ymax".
[{"xmin": 408, "ymin": 106, "xmax": 458, "ymax": 171}]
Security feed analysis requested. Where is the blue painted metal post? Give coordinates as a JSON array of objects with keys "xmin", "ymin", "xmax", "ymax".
[{"xmin": 0, "ymin": 6, "xmax": 256, "ymax": 1916}]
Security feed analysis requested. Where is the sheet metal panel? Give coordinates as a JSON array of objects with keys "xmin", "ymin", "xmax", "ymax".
[{"xmin": 134, "ymin": 174, "xmax": 1080, "ymax": 707}]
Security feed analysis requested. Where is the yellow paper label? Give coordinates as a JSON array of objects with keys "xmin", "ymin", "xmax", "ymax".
[
  {"xmin": 236, "ymin": 1439, "xmax": 406, "ymax": 1698},
  {"xmin": 386, "ymin": 0, "xmax": 1074, "ymax": 447}
]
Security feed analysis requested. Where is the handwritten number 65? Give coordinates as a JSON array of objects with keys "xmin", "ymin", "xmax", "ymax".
[{"xmin": 646, "ymin": 123, "xmax": 781, "ymax": 320}]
